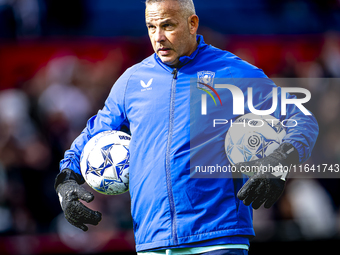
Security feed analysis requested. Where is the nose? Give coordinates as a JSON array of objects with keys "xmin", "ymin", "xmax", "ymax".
[{"xmin": 154, "ymin": 27, "xmax": 166, "ymax": 43}]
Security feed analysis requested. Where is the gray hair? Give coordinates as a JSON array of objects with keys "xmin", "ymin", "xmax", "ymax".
[{"xmin": 145, "ymin": 0, "xmax": 196, "ymax": 18}]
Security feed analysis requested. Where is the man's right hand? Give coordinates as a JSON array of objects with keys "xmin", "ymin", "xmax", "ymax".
[{"xmin": 55, "ymin": 169, "xmax": 102, "ymax": 231}]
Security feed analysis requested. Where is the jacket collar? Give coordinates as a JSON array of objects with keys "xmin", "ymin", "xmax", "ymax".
[{"xmin": 155, "ymin": 34, "xmax": 207, "ymax": 70}]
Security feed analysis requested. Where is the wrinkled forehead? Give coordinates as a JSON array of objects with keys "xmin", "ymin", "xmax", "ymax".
[{"xmin": 145, "ymin": 2, "xmax": 182, "ymax": 23}]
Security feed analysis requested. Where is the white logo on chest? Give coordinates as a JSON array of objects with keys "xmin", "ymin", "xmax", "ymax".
[{"xmin": 140, "ymin": 78, "xmax": 153, "ymax": 91}]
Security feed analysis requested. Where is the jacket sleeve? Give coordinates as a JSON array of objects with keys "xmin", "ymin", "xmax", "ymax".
[
  {"xmin": 59, "ymin": 67, "xmax": 133, "ymax": 177},
  {"xmin": 246, "ymin": 77, "xmax": 319, "ymax": 163},
  {"xmin": 277, "ymin": 87, "xmax": 319, "ymax": 163}
]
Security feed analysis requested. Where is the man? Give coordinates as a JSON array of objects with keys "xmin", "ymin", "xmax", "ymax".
[{"xmin": 55, "ymin": 0, "xmax": 318, "ymax": 254}]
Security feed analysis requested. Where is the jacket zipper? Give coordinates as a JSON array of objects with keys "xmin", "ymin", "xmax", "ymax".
[{"xmin": 165, "ymin": 67, "xmax": 178, "ymax": 245}]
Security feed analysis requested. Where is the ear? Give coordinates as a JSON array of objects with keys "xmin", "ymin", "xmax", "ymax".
[{"xmin": 188, "ymin": 14, "xmax": 199, "ymax": 35}]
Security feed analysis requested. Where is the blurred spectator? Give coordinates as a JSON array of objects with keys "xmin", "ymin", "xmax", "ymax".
[
  {"xmin": 321, "ymin": 32, "xmax": 340, "ymax": 77},
  {"xmin": 0, "ymin": 89, "xmax": 37, "ymax": 147},
  {"xmin": 12, "ymin": 0, "xmax": 41, "ymax": 37},
  {"xmin": 0, "ymin": 0, "xmax": 41, "ymax": 39},
  {"xmin": 286, "ymin": 179, "xmax": 337, "ymax": 239},
  {"xmin": 38, "ymin": 56, "xmax": 91, "ymax": 134}
]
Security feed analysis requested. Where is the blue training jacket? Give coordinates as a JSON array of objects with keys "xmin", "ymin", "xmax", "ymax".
[{"xmin": 60, "ymin": 35, "xmax": 319, "ymax": 252}]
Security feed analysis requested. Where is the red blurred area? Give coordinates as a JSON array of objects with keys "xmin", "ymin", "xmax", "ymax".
[
  {"xmin": 226, "ymin": 35, "xmax": 323, "ymax": 76},
  {"xmin": 0, "ymin": 231, "xmax": 135, "ymax": 255},
  {"xmin": 0, "ymin": 38, "xmax": 152, "ymax": 90},
  {"xmin": 0, "ymin": 35, "xmax": 325, "ymax": 89}
]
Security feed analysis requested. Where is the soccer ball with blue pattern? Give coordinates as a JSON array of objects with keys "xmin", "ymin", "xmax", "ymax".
[
  {"xmin": 225, "ymin": 113, "xmax": 286, "ymax": 174},
  {"xmin": 80, "ymin": 130, "xmax": 131, "ymax": 195}
]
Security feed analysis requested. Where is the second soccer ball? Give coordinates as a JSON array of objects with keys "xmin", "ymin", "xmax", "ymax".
[{"xmin": 225, "ymin": 113, "xmax": 286, "ymax": 175}]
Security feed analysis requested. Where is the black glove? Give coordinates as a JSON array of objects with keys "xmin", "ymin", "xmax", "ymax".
[
  {"xmin": 236, "ymin": 143, "xmax": 299, "ymax": 209},
  {"xmin": 55, "ymin": 168, "xmax": 102, "ymax": 231}
]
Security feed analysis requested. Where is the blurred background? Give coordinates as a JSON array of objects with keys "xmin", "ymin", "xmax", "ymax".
[{"xmin": 0, "ymin": 0, "xmax": 340, "ymax": 254}]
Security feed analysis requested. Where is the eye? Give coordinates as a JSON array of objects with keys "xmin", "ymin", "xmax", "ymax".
[
  {"xmin": 163, "ymin": 23, "xmax": 173, "ymax": 30},
  {"xmin": 147, "ymin": 24, "xmax": 156, "ymax": 29}
]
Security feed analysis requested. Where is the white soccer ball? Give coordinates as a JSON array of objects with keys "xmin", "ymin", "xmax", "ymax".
[
  {"xmin": 225, "ymin": 113, "xmax": 286, "ymax": 169},
  {"xmin": 80, "ymin": 130, "xmax": 131, "ymax": 195}
]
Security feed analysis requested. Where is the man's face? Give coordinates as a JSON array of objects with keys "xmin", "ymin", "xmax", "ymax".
[{"xmin": 145, "ymin": 1, "xmax": 198, "ymax": 67}]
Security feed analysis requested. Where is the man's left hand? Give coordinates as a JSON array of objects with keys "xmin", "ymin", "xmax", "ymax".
[{"xmin": 236, "ymin": 143, "xmax": 299, "ymax": 209}]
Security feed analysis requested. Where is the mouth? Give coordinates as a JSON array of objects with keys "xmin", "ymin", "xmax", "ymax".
[{"xmin": 157, "ymin": 47, "xmax": 172, "ymax": 56}]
